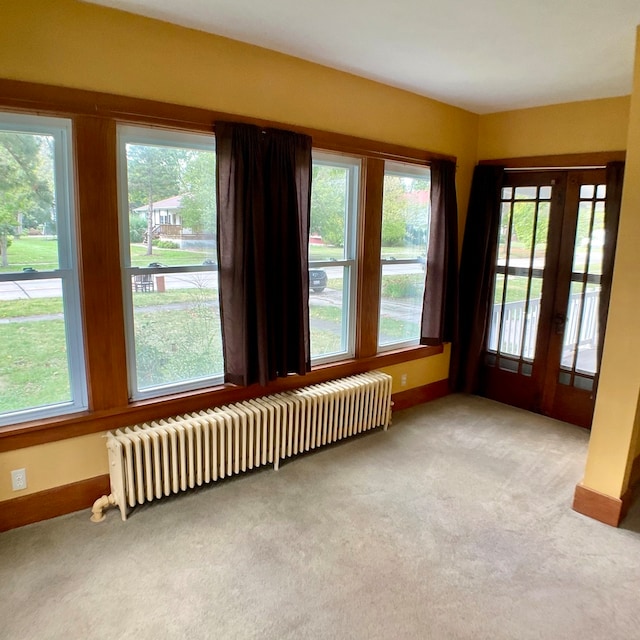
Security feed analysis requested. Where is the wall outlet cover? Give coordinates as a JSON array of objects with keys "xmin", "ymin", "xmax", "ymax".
[{"xmin": 11, "ymin": 468, "xmax": 27, "ymax": 491}]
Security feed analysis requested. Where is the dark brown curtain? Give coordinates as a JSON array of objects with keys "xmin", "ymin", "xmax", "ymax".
[
  {"xmin": 421, "ymin": 159, "xmax": 458, "ymax": 346},
  {"xmin": 215, "ymin": 121, "xmax": 312, "ymax": 387},
  {"xmin": 454, "ymin": 164, "xmax": 505, "ymax": 393},
  {"xmin": 594, "ymin": 161, "xmax": 625, "ymax": 390}
]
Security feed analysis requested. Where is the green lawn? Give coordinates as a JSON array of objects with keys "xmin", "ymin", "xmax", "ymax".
[
  {"xmin": 4, "ymin": 237, "xmax": 422, "ymax": 272},
  {"xmin": 0, "ymin": 237, "xmax": 213, "ymax": 272},
  {"xmin": 0, "ymin": 319, "xmax": 71, "ymax": 412},
  {"xmin": 0, "ymin": 236, "xmax": 60, "ymax": 272}
]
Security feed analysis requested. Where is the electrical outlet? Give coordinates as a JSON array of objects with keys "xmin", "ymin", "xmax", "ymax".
[
  {"xmin": 400, "ymin": 373, "xmax": 407, "ymax": 387},
  {"xmin": 11, "ymin": 468, "xmax": 27, "ymax": 491}
]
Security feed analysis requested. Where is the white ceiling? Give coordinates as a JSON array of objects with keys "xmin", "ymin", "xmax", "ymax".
[{"xmin": 87, "ymin": 0, "xmax": 640, "ymax": 114}]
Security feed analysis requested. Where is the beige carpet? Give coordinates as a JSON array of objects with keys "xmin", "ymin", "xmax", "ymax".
[{"xmin": 1, "ymin": 394, "xmax": 639, "ymax": 640}]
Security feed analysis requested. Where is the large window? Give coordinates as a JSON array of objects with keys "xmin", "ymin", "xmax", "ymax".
[
  {"xmin": 118, "ymin": 126, "xmax": 223, "ymax": 399},
  {"xmin": 0, "ymin": 113, "xmax": 86, "ymax": 425},
  {"xmin": 309, "ymin": 151, "xmax": 360, "ymax": 362},
  {"xmin": 378, "ymin": 161, "xmax": 431, "ymax": 350}
]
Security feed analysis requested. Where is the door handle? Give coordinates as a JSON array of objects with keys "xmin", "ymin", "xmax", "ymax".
[{"xmin": 553, "ymin": 313, "xmax": 566, "ymax": 335}]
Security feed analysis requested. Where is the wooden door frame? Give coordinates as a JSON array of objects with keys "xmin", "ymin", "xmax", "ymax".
[{"xmin": 479, "ymin": 158, "xmax": 621, "ymax": 428}]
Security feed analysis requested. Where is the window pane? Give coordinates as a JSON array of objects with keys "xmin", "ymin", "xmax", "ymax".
[
  {"xmin": 309, "ymin": 163, "xmax": 348, "ymax": 262},
  {"xmin": 379, "ymin": 162, "xmax": 430, "ymax": 348},
  {"xmin": 0, "ymin": 286, "xmax": 71, "ymax": 413},
  {"xmin": 379, "ymin": 262, "xmax": 425, "ymax": 346},
  {"xmin": 0, "ymin": 115, "xmax": 85, "ymax": 425},
  {"xmin": 0, "ymin": 132, "xmax": 59, "ymax": 272},
  {"xmin": 131, "ymin": 275, "xmax": 223, "ymax": 389},
  {"xmin": 380, "ymin": 167, "xmax": 430, "ymax": 260},
  {"xmin": 309, "ymin": 152, "xmax": 358, "ymax": 362},
  {"xmin": 120, "ymin": 127, "xmax": 222, "ymax": 397},
  {"xmin": 125, "ymin": 143, "xmax": 217, "ymax": 267},
  {"xmin": 309, "ymin": 266, "xmax": 349, "ymax": 358}
]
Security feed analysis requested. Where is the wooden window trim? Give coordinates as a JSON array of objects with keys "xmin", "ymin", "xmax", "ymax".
[
  {"xmin": 0, "ymin": 79, "xmax": 451, "ymax": 452},
  {"xmin": 479, "ymin": 151, "xmax": 625, "ymax": 169},
  {"xmin": 0, "ymin": 79, "xmax": 455, "ymax": 164}
]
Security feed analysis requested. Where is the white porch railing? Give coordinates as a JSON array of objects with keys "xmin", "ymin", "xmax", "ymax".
[{"xmin": 488, "ymin": 289, "xmax": 600, "ymax": 361}]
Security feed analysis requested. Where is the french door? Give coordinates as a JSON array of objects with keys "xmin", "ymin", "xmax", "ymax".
[{"xmin": 481, "ymin": 168, "xmax": 613, "ymax": 428}]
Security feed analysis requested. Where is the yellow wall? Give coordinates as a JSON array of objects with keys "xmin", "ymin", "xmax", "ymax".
[
  {"xmin": 478, "ymin": 97, "xmax": 630, "ymax": 160},
  {"xmin": 582, "ymin": 27, "xmax": 640, "ymax": 497},
  {"xmin": 380, "ymin": 345, "xmax": 451, "ymax": 395},
  {"xmin": 0, "ymin": 0, "xmax": 475, "ymax": 501},
  {"xmin": 0, "ymin": 434, "xmax": 108, "ymax": 501}
]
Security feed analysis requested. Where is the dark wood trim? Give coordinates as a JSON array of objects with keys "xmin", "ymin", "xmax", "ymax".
[
  {"xmin": 480, "ymin": 151, "xmax": 625, "ymax": 169},
  {"xmin": 0, "ymin": 79, "xmax": 455, "ymax": 164},
  {"xmin": 0, "ymin": 345, "xmax": 443, "ymax": 452},
  {"xmin": 391, "ymin": 379, "xmax": 450, "ymax": 411},
  {"xmin": 356, "ymin": 158, "xmax": 385, "ymax": 357},
  {"xmin": 572, "ymin": 482, "xmax": 626, "ymax": 527},
  {"xmin": 0, "ymin": 475, "xmax": 110, "ymax": 533},
  {"xmin": 74, "ymin": 116, "xmax": 129, "ymax": 410}
]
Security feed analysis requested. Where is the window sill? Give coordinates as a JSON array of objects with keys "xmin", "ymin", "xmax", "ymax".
[{"xmin": 0, "ymin": 343, "xmax": 444, "ymax": 452}]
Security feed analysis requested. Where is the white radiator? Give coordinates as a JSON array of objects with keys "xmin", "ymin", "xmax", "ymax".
[{"xmin": 95, "ymin": 371, "xmax": 392, "ymax": 521}]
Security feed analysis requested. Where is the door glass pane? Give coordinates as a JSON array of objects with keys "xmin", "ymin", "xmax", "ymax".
[
  {"xmin": 588, "ymin": 201, "xmax": 605, "ymax": 276},
  {"xmin": 498, "ymin": 275, "xmax": 542, "ymax": 359},
  {"xmin": 514, "ymin": 186, "xmax": 537, "ymax": 199},
  {"xmin": 539, "ymin": 186, "xmax": 552, "ymax": 200},
  {"xmin": 497, "ymin": 202, "xmax": 511, "ymax": 265},
  {"xmin": 488, "ymin": 273, "xmax": 505, "ymax": 352},
  {"xmin": 509, "ymin": 201, "xmax": 538, "ymax": 268},
  {"xmin": 533, "ymin": 202, "xmax": 550, "ymax": 268},
  {"xmin": 572, "ymin": 201, "xmax": 594, "ymax": 273},
  {"xmin": 561, "ymin": 281, "xmax": 600, "ymax": 376},
  {"xmin": 580, "ymin": 184, "xmax": 595, "ymax": 199},
  {"xmin": 487, "ymin": 181, "xmax": 550, "ymax": 367}
]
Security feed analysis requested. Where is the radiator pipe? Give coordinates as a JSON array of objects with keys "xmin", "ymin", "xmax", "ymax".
[{"xmin": 90, "ymin": 493, "xmax": 116, "ymax": 523}]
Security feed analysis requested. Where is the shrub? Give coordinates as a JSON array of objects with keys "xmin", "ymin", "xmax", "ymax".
[
  {"xmin": 129, "ymin": 216, "xmax": 147, "ymax": 243},
  {"xmin": 381, "ymin": 274, "xmax": 423, "ymax": 299},
  {"xmin": 152, "ymin": 239, "xmax": 179, "ymax": 249}
]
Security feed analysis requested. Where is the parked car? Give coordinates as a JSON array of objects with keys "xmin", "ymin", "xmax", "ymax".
[{"xmin": 309, "ymin": 268, "xmax": 327, "ymax": 293}]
